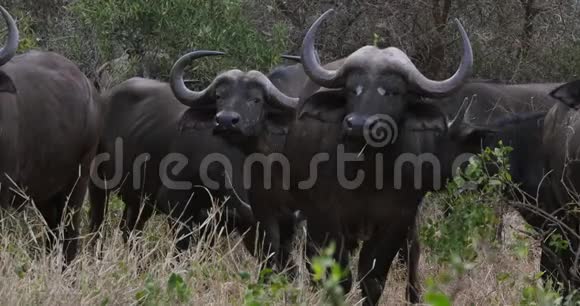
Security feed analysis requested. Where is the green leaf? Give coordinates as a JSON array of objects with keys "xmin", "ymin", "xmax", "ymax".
[
  {"xmin": 425, "ymin": 291, "xmax": 452, "ymax": 306},
  {"xmin": 497, "ymin": 272, "xmax": 511, "ymax": 282}
]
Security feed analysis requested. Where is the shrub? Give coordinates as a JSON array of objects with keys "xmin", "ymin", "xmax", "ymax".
[
  {"xmin": 421, "ymin": 143, "xmax": 512, "ymax": 264},
  {"xmin": 70, "ymin": 0, "xmax": 290, "ymax": 84}
]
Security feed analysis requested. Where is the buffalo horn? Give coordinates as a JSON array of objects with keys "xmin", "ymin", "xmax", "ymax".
[
  {"xmin": 300, "ymin": 9, "xmax": 342, "ymax": 88},
  {"xmin": 170, "ymin": 50, "xmax": 225, "ymax": 107},
  {"xmin": 301, "ymin": 10, "xmax": 473, "ymax": 96},
  {"xmin": 405, "ymin": 19, "xmax": 473, "ymax": 96},
  {"xmin": 247, "ymin": 70, "xmax": 299, "ymax": 110},
  {"xmin": 0, "ymin": 6, "xmax": 18, "ymax": 66}
]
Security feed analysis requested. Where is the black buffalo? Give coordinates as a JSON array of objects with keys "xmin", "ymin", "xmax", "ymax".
[
  {"xmin": 89, "ymin": 51, "xmax": 299, "ymax": 253},
  {"xmin": 278, "ymin": 10, "xmax": 561, "ymax": 305},
  {"xmin": 433, "ymin": 81, "xmax": 580, "ymax": 291},
  {"xmin": 0, "ymin": 7, "xmax": 102, "ymax": 263},
  {"xmin": 171, "ymin": 51, "xmax": 305, "ymax": 271},
  {"xmin": 280, "ymin": 9, "xmax": 475, "ymax": 305},
  {"xmin": 434, "ymin": 81, "xmax": 560, "ymax": 206},
  {"xmin": 281, "ymin": 53, "xmax": 565, "ymax": 296},
  {"xmin": 541, "ymin": 80, "xmax": 580, "ymax": 291}
]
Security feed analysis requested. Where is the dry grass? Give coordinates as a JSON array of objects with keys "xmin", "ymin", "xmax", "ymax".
[{"xmin": 0, "ymin": 197, "xmax": 540, "ymax": 306}]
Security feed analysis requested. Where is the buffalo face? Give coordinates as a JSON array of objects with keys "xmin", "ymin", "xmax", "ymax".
[
  {"xmin": 341, "ymin": 71, "xmax": 409, "ymax": 139},
  {"xmin": 300, "ymin": 9, "xmax": 473, "ymax": 146},
  {"xmin": 212, "ymin": 74, "xmax": 270, "ymax": 136},
  {"xmin": 170, "ymin": 51, "xmax": 298, "ymax": 139}
]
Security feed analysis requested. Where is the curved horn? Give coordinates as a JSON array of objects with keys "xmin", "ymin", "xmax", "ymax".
[
  {"xmin": 247, "ymin": 70, "xmax": 299, "ymax": 111},
  {"xmin": 301, "ymin": 9, "xmax": 345, "ymax": 88},
  {"xmin": 0, "ymin": 6, "xmax": 18, "ymax": 66},
  {"xmin": 408, "ymin": 19, "xmax": 473, "ymax": 96},
  {"xmin": 170, "ymin": 50, "xmax": 225, "ymax": 107}
]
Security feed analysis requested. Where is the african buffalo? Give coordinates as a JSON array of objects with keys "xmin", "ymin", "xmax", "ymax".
[
  {"xmin": 280, "ymin": 53, "xmax": 565, "ymax": 291},
  {"xmin": 168, "ymin": 53, "xmax": 311, "ymax": 273},
  {"xmin": 431, "ymin": 80, "xmax": 580, "ymax": 291},
  {"xmin": 278, "ymin": 9, "xmax": 476, "ymax": 305},
  {"xmin": 88, "ymin": 51, "xmax": 300, "ymax": 254},
  {"xmin": 541, "ymin": 79, "xmax": 580, "ymax": 291},
  {"xmin": 434, "ymin": 81, "xmax": 560, "ymax": 206},
  {"xmin": 0, "ymin": 7, "xmax": 102, "ymax": 263}
]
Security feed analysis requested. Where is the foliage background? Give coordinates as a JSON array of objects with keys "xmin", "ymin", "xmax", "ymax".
[{"xmin": 2, "ymin": 0, "xmax": 579, "ymax": 90}]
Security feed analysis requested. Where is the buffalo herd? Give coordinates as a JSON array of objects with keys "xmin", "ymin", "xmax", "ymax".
[{"xmin": 2, "ymin": 5, "xmax": 580, "ymax": 305}]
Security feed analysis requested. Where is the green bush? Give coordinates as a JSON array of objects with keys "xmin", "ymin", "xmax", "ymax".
[
  {"xmin": 70, "ymin": 0, "xmax": 289, "ymax": 83},
  {"xmin": 421, "ymin": 143, "xmax": 512, "ymax": 264}
]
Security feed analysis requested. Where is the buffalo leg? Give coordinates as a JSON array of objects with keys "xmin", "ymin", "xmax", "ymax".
[
  {"xmin": 278, "ymin": 213, "xmax": 298, "ymax": 277},
  {"xmin": 540, "ymin": 231, "xmax": 580, "ymax": 293},
  {"xmin": 161, "ymin": 189, "xmax": 202, "ymax": 253},
  {"xmin": 405, "ymin": 224, "xmax": 421, "ymax": 304},
  {"xmin": 0, "ymin": 181, "xmax": 12, "ymax": 209},
  {"xmin": 305, "ymin": 220, "xmax": 353, "ymax": 294},
  {"xmin": 37, "ymin": 180, "xmax": 86, "ymax": 265},
  {"xmin": 393, "ymin": 217, "xmax": 421, "ymax": 303},
  {"xmin": 88, "ymin": 181, "xmax": 110, "ymax": 240},
  {"xmin": 61, "ymin": 176, "xmax": 89, "ymax": 264},
  {"xmin": 171, "ymin": 217, "xmax": 195, "ymax": 253},
  {"xmin": 119, "ymin": 194, "xmax": 153, "ymax": 244},
  {"xmin": 540, "ymin": 246, "xmax": 567, "ymax": 288},
  {"xmin": 36, "ymin": 197, "xmax": 61, "ymax": 256},
  {"xmin": 88, "ymin": 142, "xmax": 112, "ymax": 243},
  {"xmin": 246, "ymin": 214, "xmax": 281, "ymax": 274},
  {"xmin": 247, "ymin": 215, "xmax": 297, "ymax": 279},
  {"xmin": 358, "ymin": 227, "xmax": 409, "ymax": 306}
]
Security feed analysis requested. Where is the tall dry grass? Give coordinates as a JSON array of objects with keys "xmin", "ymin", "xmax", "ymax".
[{"xmin": 0, "ymin": 195, "xmax": 540, "ymax": 306}]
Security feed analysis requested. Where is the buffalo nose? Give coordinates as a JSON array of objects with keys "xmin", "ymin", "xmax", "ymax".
[
  {"xmin": 343, "ymin": 114, "xmax": 366, "ymax": 136},
  {"xmin": 215, "ymin": 111, "xmax": 241, "ymax": 128}
]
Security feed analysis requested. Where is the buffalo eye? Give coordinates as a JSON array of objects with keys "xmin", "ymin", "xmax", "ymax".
[
  {"xmin": 348, "ymin": 85, "xmax": 363, "ymax": 96},
  {"xmin": 249, "ymin": 97, "xmax": 262, "ymax": 104},
  {"xmin": 378, "ymin": 87, "xmax": 399, "ymax": 96},
  {"xmin": 215, "ymin": 88, "xmax": 228, "ymax": 100}
]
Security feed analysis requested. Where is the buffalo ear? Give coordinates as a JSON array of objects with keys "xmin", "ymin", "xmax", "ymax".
[
  {"xmin": 298, "ymin": 89, "xmax": 347, "ymax": 123},
  {"xmin": 550, "ymin": 80, "xmax": 580, "ymax": 109},
  {"xmin": 0, "ymin": 71, "xmax": 16, "ymax": 94},
  {"xmin": 178, "ymin": 108, "xmax": 216, "ymax": 132}
]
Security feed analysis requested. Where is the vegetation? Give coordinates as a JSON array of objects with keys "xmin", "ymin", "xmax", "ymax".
[
  {"xmin": 70, "ymin": 0, "xmax": 288, "ymax": 83},
  {"xmin": 1, "ymin": 0, "xmax": 580, "ymax": 305},
  {"xmin": 3, "ymin": 0, "xmax": 580, "ymax": 88},
  {"xmin": 0, "ymin": 143, "xmax": 574, "ymax": 305},
  {"xmin": 420, "ymin": 143, "xmax": 580, "ymax": 305}
]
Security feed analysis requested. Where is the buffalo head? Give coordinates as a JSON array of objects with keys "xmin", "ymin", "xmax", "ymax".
[
  {"xmin": 170, "ymin": 51, "xmax": 298, "ymax": 138},
  {"xmin": 300, "ymin": 9, "xmax": 473, "ymax": 144}
]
